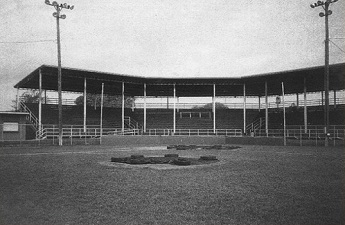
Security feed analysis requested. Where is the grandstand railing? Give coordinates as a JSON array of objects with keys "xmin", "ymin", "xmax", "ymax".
[
  {"xmin": 39, "ymin": 125, "xmax": 243, "ymax": 138},
  {"xmin": 144, "ymin": 129, "xmax": 242, "ymax": 136},
  {"xmin": 42, "ymin": 125, "xmax": 120, "ymax": 138},
  {"xmin": 124, "ymin": 116, "xmax": 140, "ymax": 129},
  {"xmin": 19, "ymin": 101, "xmax": 39, "ymax": 130},
  {"xmin": 34, "ymin": 97, "xmax": 345, "ymax": 109},
  {"xmin": 253, "ymin": 125, "xmax": 345, "ymax": 140},
  {"xmin": 246, "ymin": 117, "xmax": 265, "ymax": 134}
]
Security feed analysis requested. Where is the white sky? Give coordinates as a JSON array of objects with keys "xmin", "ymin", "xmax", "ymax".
[{"xmin": 1, "ymin": 0, "xmax": 344, "ymax": 110}]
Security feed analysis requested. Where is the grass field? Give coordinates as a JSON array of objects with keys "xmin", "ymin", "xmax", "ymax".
[{"xmin": 0, "ymin": 144, "xmax": 344, "ymax": 225}]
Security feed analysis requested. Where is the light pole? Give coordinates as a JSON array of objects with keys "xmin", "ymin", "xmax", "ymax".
[
  {"xmin": 310, "ymin": 0, "xmax": 337, "ymax": 147},
  {"xmin": 45, "ymin": 0, "xmax": 73, "ymax": 146}
]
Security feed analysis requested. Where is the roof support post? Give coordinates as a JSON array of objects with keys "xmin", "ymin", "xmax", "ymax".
[
  {"xmin": 83, "ymin": 78, "xmax": 87, "ymax": 133},
  {"xmin": 296, "ymin": 93, "xmax": 299, "ymax": 107},
  {"xmin": 243, "ymin": 83, "xmax": 246, "ymax": 135},
  {"xmin": 100, "ymin": 83, "xmax": 104, "ymax": 142},
  {"xmin": 265, "ymin": 81, "xmax": 268, "ymax": 136},
  {"xmin": 258, "ymin": 96, "xmax": 261, "ymax": 112},
  {"xmin": 143, "ymin": 83, "xmax": 147, "ymax": 133},
  {"xmin": 39, "ymin": 68, "xmax": 42, "ymax": 131},
  {"xmin": 304, "ymin": 77, "xmax": 308, "ymax": 133},
  {"xmin": 213, "ymin": 83, "xmax": 216, "ymax": 134},
  {"xmin": 16, "ymin": 88, "xmax": 20, "ymax": 111},
  {"xmin": 122, "ymin": 82, "xmax": 125, "ymax": 133},
  {"xmin": 282, "ymin": 82, "xmax": 286, "ymax": 146},
  {"xmin": 173, "ymin": 84, "xmax": 176, "ymax": 134},
  {"xmin": 333, "ymin": 90, "xmax": 336, "ymax": 109}
]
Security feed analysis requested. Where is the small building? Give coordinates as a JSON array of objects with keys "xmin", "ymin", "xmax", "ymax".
[{"xmin": 0, "ymin": 112, "xmax": 29, "ymax": 141}]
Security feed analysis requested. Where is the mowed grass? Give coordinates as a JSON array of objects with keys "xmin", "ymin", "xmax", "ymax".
[{"xmin": 0, "ymin": 145, "xmax": 344, "ymax": 225}]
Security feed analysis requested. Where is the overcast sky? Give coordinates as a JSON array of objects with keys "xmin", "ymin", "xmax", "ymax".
[{"xmin": 0, "ymin": 0, "xmax": 344, "ymax": 110}]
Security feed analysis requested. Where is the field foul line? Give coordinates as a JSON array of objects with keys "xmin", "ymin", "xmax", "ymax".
[{"xmin": 0, "ymin": 151, "xmax": 116, "ymax": 157}]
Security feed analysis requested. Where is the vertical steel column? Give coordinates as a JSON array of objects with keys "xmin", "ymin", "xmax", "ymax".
[
  {"xmin": 83, "ymin": 78, "xmax": 87, "ymax": 133},
  {"xmin": 122, "ymin": 82, "xmax": 125, "ymax": 133},
  {"xmin": 143, "ymin": 83, "xmax": 147, "ymax": 132},
  {"xmin": 258, "ymin": 96, "xmax": 261, "ymax": 112},
  {"xmin": 304, "ymin": 77, "xmax": 308, "ymax": 133},
  {"xmin": 100, "ymin": 83, "xmax": 104, "ymax": 141},
  {"xmin": 296, "ymin": 93, "xmax": 299, "ymax": 107},
  {"xmin": 243, "ymin": 83, "xmax": 246, "ymax": 134},
  {"xmin": 16, "ymin": 88, "xmax": 20, "ymax": 111},
  {"xmin": 265, "ymin": 81, "xmax": 268, "ymax": 136},
  {"xmin": 173, "ymin": 84, "xmax": 176, "ymax": 134},
  {"xmin": 38, "ymin": 68, "xmax": 42, "ymax": 131},
  {"xmin": 213, "ymin": 83, "xmax": 216, "ymax": 133},
  {"xmin": 333, "ymin": 89, "xmax": 337, "ymax": 109}
]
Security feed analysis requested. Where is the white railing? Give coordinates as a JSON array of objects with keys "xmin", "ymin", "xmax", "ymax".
[
  {"xmin": 254, "ymin": 126, "xmax": 345, "ymax": 140},
  {"xmin": 42, "ymin": 125, "xmax": 120, "ymax": 138},
  {"xmin": 25, "ymin": 96, "xmax": 345, "ymax": 109},
  {"xmin": 144, "ymin": 129, "xmax": 242, "ymax": 136},
  {"xmin": 19, "ymin": 101, "xmax": 39, "ymax": 129},
  {"xmin": 36, "ymin": 128, "xmax": 47, "ymax": 140},
  {"xmin": 246, "ymin": 117, "xmax": 265, "ymax": 134},
  {"xmin": 124, "ymin": 116, "xmax": 139, "ymax": 129}
]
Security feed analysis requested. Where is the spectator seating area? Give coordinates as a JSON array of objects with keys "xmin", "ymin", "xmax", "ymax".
[{"xmin": 25, "ymin": 103, "xmax": 345, "ymax": 131}]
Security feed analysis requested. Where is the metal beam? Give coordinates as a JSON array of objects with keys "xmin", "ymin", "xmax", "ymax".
[
  {"xmin": 83, "ymin": 78, "xmax": 87, "ymax": 132},
  {"xmin": 144, "ymin": 83, "xmax": 147, "ymax": 132},
  {"xmin": 265, "ymin": 81, "xmax": 268, "ymax": 136}
]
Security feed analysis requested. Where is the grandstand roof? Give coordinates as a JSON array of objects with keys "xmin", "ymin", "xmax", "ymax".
[{"xmin": 14, "ymin": 63, "xmax": 345, "ymax": 97}]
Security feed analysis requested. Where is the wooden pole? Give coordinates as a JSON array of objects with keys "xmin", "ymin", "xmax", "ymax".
[{"xmin": 282, "ymin": 82, "xmax": 286, "ymax": 146}]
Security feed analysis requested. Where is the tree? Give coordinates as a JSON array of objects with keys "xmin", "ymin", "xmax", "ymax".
[
  {"xmin": 12, "ymin": 90, "xmax": 42, "ymax": 110},
  {"xmin": 20, "ymin": 90, "xmax": 41, "ymax": 103},
  {"xmin": 75, "ymin": 94, "xmax": 135, "ymax": 108},
  {"xmin": 193, "ymin": 102, "xmax": 228, "ymax": 109}
]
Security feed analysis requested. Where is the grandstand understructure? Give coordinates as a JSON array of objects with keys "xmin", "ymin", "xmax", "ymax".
[{"xmin": 13, "ymin": 63, "xmax": 345, "ymax": 144}]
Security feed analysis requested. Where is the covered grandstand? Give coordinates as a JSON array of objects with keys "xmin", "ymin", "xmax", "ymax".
[{"xmin": 11, "ymin": 62, "xmax": 345, "ymax": 145}]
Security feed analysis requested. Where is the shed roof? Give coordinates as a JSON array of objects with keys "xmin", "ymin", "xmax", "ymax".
[{"xmin": 14, "ymin": 63, "xmax": 345, "ymax": 97}]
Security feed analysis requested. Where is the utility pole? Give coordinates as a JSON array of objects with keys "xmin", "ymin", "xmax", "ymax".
[
  {"xmin": 45, "ymin": 0, "xmax": 73, "ymax": 146},
  {"xmin": 310, "ymin": 0, "xmax": 337, "ymax": 147}
]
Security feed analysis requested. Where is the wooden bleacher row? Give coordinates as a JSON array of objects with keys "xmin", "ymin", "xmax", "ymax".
[{"xmin": 24, "ymin": 104, "xmax": 345, "ymax": 130}]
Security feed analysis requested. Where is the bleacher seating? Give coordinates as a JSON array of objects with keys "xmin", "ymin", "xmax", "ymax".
[
  {"xmin": 25, "ymin": 103, "xmax": 344, "ymax": 131},
  {"xmin": 25, "ymin": 103, "xmax": 133, "ymax": 128}
]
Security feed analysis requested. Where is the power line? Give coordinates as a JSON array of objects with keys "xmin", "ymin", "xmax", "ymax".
[
  {"xmin": 330, "ymin": 39, "xmax": 345, "ymax": 54},
  {"xmin": 0, "ymin": 39, "xmax": 55, "ymax": 44}
]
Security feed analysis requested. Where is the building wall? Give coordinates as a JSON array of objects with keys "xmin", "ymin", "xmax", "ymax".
[{"xmin": 0, "ymin": 114, "xmax": 28, "ymax": 141}]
